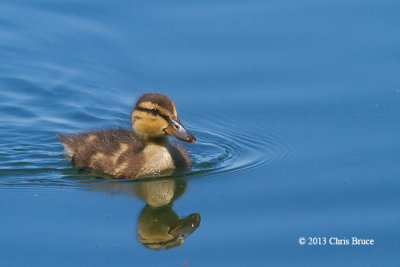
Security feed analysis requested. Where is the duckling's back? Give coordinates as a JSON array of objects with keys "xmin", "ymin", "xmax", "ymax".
[
  {"xmin": 57, "ymin": 129, "xmax": 190, "ymax": 178},
  {"xmin": 58, "ymin": 129, "xmax": 145, "ymax": 178}
]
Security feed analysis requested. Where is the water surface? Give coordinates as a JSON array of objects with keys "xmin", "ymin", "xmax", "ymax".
[{"xmin": 1, "ymin": 0, "xmax": 399, "ymax": 266}]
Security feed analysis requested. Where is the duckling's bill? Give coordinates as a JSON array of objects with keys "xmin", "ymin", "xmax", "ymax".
[{"xmin": 164, "ymin": 118, "xmax": 196, "ymax": 143}]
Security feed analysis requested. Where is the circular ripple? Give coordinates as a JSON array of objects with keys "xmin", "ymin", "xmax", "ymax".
[{"xmin": 171, "ymin": 124, "xmax": 304, "ymax": 180}]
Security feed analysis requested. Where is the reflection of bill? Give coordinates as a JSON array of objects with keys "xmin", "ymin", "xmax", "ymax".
[{"xmin": 135, "ymin": 179, "xmax": 201, "ymax": 250}]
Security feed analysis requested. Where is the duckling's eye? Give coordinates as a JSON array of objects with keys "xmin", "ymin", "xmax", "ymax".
[{"xmin": 150, "ymin": 108, "xmax": 159, "ymax": 116}]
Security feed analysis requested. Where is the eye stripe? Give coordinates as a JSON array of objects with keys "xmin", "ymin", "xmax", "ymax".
[{"xmin": 135, "ymin": 107, "xmax": 170, "ymax": 122}]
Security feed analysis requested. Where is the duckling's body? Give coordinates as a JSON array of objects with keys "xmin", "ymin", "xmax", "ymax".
[{"xmin": 57, "ymin": 93, "xmax": 195, "ymax": 179}]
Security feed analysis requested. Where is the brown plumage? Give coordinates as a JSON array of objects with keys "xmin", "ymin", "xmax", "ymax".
[{"xmin": 57, "ymin": 93, "xmax": 196, "ymax": 179}]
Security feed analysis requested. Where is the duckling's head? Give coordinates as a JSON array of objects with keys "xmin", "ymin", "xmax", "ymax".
[{"xmin": 131, "ymin": 93, "xmax": 196, "ymax": 143}]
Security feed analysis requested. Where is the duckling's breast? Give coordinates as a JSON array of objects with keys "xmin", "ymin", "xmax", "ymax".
[{"xmin": 137, "ymin": 144, "xmax": 175, "ymax": 177}]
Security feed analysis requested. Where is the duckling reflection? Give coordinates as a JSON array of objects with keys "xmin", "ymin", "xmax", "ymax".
[
  {"xmin": 138, "ymin": 203, "xmax": 200, "ymax": 250},
  {"xmin": 136, "ymin": 179, "xmax": 200, "ymax": 250},
  {"xmin": 81, "ymin": 178, "xmax": 200, "ymax": 250}
]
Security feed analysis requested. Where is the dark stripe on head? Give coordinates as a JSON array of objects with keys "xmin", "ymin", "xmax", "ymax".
[
  {"xmin": 135, "ymin": 106, "xmax": 170, "ymax": 122},
  {"xmin": 135, "ymin": 93, "xmax": 175, "ymax": 114}
]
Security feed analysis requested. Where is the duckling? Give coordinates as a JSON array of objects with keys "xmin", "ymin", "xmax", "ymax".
[{"xmin": 57, "ymin": 93, "xmax": 196, "ymax": 179}]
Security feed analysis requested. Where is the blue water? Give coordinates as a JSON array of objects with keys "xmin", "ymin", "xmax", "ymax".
[{"xmin": 1, "ymin": 0, "xmax": 400, "ymax": 266}]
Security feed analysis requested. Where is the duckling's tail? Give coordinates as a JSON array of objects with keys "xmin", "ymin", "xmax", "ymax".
[{"xmin": 57, "ymin": 134, "xmax": 76, "ymax": 157}]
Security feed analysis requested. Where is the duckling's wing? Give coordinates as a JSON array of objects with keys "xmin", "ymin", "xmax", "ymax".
[
  {"xmin": 58, "ymin": 129, "xmax": 145, "ymax": 178},
  {"xmin": 95, "ymin": 129, "xmax": 144, "ymax": 151}
]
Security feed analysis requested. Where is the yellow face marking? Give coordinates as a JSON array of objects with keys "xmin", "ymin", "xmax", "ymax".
[
  {"xmin": 131, "ymin": 110, "xmax": 169, "ymax": 139},
  {"xmin": 171, "ymin": 102, "xmax": 177, "ymax": 118}
]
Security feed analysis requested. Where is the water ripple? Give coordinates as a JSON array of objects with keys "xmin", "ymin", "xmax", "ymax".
[
  {"xmin": 0, "ymin": 123, "xmax": 302, "ymax": 189},
  {"xmin": 175, "ymin": 124, "xmax": 302, "ymax": 180}
]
